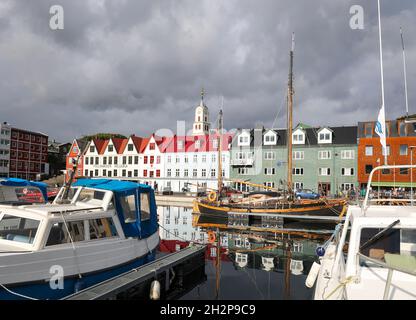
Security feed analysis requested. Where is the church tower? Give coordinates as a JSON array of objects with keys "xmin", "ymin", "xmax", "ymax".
[{"xmin": 192, "ymin": 88, "xmax": 210, "ymax": 136}]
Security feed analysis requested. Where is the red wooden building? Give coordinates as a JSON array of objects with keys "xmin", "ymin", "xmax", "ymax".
[{"xmin": 358, "ymin": 118, "xmax": 416, "ymax": 189}]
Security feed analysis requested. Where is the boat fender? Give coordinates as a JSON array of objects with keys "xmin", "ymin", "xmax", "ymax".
[
  {"xmin": 305, "ymin": 262, "xmax": 321, "ymax": 288},
  {"xmin": 74, "ymin": 278, "xmax": 86, "ymax": 292},
  {"xmin": 207, "ymin": 231, "xmax": 216, "ymax": 243},
  {"xmin": 316, "ymin": 246, "xmax": 326, "ymax": 257},
  {"xmin": 150, "ymin": 280, "xmax": 161, "ymax": 300},
  {"xmin": 208, "ymin": 191, "xmax": 217, "ymax": 202}
]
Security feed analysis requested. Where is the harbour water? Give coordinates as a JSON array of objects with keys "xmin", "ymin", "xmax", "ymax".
[{"xmin": 157, "ymin": 205, "xmax": 328, "ymax": 300}]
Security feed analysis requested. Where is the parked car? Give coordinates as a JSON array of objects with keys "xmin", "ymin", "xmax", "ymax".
[
  {"xmin": 162, "ymin": 186, "xmax": 173, "ymax": 195},
  {"xmin": 294, "ymin": 189, "xmax": 320, "ymax": 200}
]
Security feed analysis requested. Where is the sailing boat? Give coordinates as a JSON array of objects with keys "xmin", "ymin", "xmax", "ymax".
[{"xmin": 193, "ymin": 33, "xmax": 347, "ymax": 227}]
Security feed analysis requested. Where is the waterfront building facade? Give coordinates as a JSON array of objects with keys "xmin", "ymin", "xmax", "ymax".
[
  {"xmin": 357, "ymin": 118, "xmax": 416, "ymax": 189},
  {"xmin": 9, "ymin": 127, "xmax": 49, "ymax": 180},
  {"xmin": 0, "ymin": 122, "xmax": 11, "ymax": 177},
  {"xmin": 65, "ymin": 139, "xmax": 87, "ymax": 182},
  {"xmin": 231, "ymin": 124, "xmax": 358, "ymax": 196}
]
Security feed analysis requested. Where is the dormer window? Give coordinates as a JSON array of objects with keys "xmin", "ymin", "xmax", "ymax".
[
  {"xmin": 292, "ymin": 129, "xmax": 305, "ymax": 145},
  {"xmin": 108, "ymin": 145, "xmax": 114, "ymax": 152},
  {"xmin": 238, "ymin": 132, "xmax": 250, "ymax": 146},
  {"xmin": 264, "ymin": 131, "xmax": 277, "ymax": 145},
  {"xmin": 90, "ymin": 146, "xmax": 95, "ymax": 153},
  {"xmin": 317, "ymin": 128, "xmax": 332, "ymax": 144}
]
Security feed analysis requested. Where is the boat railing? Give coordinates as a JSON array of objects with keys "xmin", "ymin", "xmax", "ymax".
[
  {"xmin": 356, "ymin": 252, "xmax": 416, "ymax": 300},
  {"xmin": 363, "ymin": 164, "xmax": 416, "ymax": 210}
]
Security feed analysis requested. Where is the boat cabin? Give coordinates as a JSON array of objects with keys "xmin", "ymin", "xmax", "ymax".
[{"xmin": 0, "ymin": 179, "xmax": 158, "ymax": 252}]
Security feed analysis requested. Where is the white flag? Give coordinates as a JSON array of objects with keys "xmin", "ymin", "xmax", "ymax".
[{"xmin": 375, "ymin": 104, "xmax": 387, "ymax": 156}]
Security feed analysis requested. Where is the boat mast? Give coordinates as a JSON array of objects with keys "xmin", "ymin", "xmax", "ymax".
[
  {"xmin": 400, "ymin": 27, "xmax": 409, "ymax": 118},
  {"xmin": 287, "ymin": 33, "xmax": 295, "ymax": 197},
  {"xmin": 217, "ymin": 108, "xmax": 223, "ymax": 196}
]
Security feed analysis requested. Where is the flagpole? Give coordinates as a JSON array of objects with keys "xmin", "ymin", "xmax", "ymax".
[
  {"xmin": 377, "ymin": 0, "xmax": 387, "ymax": 165},
  {"xmin": 400, "ymin": 27, "xmax": 409, "ymax": 118}
]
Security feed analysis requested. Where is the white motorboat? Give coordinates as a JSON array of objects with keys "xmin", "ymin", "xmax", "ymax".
[
  {"xmin": 310, "ymin": 165, "xmax": 416, "ymax": 300},
  {"xmin": 0, "ymin": 178, "xmax": 159, "ymax": 299}
]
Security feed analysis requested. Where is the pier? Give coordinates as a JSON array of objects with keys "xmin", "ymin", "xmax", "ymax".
[{"xmin": 63, "ymin": 245, "xmax": 206, "ymax": 300}]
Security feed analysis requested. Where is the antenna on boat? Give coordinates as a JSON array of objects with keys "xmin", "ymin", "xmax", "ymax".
[{"xmin": 400, "ymin": 27, "xmax": 410, "ymax": 120}]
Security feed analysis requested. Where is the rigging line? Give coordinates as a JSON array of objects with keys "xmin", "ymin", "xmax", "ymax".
[
  {"xmin": 60, "ymin": 211, "xmax": 83, "ymax": 279},
  {"xmin": 0, "ymin": 283, "xmax": 38, "ymax": 300}
]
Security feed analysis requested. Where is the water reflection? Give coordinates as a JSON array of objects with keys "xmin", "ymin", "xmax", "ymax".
[{"xmin": 157, "ymin": 206, "xmax": 328, "ymax": 300}]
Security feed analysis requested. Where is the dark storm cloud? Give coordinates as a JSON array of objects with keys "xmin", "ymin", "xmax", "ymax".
[{"xmin": 0, "ymin": 0, "xmax": 415, "ymax": 142}]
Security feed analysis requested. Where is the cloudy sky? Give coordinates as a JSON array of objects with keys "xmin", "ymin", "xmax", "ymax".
[{"xmin": 0, "ymin": 0, "xmax": 415, "ymax": 142}]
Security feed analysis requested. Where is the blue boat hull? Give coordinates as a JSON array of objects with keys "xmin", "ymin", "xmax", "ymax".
[{"xmin": 0, "ymin": 251, "xmax": 156, "ymax": 300}]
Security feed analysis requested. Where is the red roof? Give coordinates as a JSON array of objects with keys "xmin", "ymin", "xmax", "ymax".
[
  {"xmin": 158, "ymin": 133, "xmax": 234, "ymax": 153},
  {"xmin": 93, "ymin": 139, "xmax": 107, "ymax": 155},
  {"xmin": 111, "ymin": 137, "xmax": 128, "ymax": 154}
]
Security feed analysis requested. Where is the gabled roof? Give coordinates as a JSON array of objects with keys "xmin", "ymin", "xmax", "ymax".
[{"xmin": 111, "ymin": 137, "xmax": 128, "ymax": 154}]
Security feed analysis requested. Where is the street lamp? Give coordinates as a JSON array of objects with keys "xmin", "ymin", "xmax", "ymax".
[{"xmin": 410, "ymin": 146, "xmax": 416, "ymax": 205}]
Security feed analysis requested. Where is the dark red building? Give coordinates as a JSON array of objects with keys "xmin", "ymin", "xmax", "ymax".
[{"xmin": 9, "ymin": 128, "xmax": 48, "ymax": 180}]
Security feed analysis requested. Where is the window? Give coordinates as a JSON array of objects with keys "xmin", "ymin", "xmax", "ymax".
[
  {"xmin": 90, "ymin": 146, "xmax": 95, "ymax": 153},
  {"xmin": 45, "ymin": 220, "xmax": 85, "ymax": 246},
  {"xmin": 365, "ymin": 165, "xmax": 373, "ymax": 174},
  {"xmin": 108, "ymin": 171, "xmax": 112, "ymax": 177},
  {"xmin": 382, "ymin": 145, "xmax": 390, "ymax": 156},
  {"xmin": 119, "ymin": 195, "xmax": 136, "ymax": 223},
  {"xmin": 264, "ymin": 168, "xmax": 275, "ymax": 175},
  {"xmin": 95, "ymin": 169, "xmax": 98, "ymax": 176},
  {"xmin": 365, "ymin": 146, "xmax": 373, "ymax": 156},
  {"xmin": 318, "ymin": 150, "xmax": 331, "ymax": 160},
  {"xmin": 122, "ymin": 169, "xmax": 126, "ymax": 177},
  {"xmin": 176, "ymin": 169, "xmax": 180, "ymax": 177},
  {"xmin": 134, "ymin": 169, "xmax": 138, "ymax": 177},
  {"xmin": 0, "ymin": 215, "xmax": 40, "ymax": 244},
  {"xmin": 341, "ymin": 168, "xmax": 354, "ymax": 176},
  {"xmin": 103, "ymin": 157, "xmax": 107, "ymax": 165},
  {"xmin": 292, "ymin": 168, "xmax": 304, "ymax": 175},
  {"xmin": 294, "ymin": 182, "xmax": 303, "ymax": 190},
  {"xmin": 264, "ymin": 133, "xmax": 276, "ymax": 144},
  {"xmin": 103, "ymin": 169, "xmax": 107, "ymax": 176},
  {"xmin": 114, "ymin": 169, "xmax": 117, "ymax": 177},
  {"xmin": 144, "ymin": 156, "xmax": 148, "ymax": 164},
  {"xmin": 84, "ymin": 169, "xmax": 88, "ymax": 176},
  {"xmin": 400, "ymin": 145, "xmax": 408, "ymax": 156},
  {"xmin": 318, "ymin": 132, "xmax": 331, "ymax": 143},
  {"xmin": 184, "ymin": 156, "xmax": 188, "ymax": 163},
  {"xmin": 114, "ymin": 157, "xmax": 118, "ymax": 165},
  {"xmin": 156, "ymin": 170, "xmax": 160, "ymax": 177},
  {"xmin": 150, "ymin": 156, "xmax": 154, "ymax": 164},
  {"xmin": 212, "ymin": 154, "xmax": 216, "ymax": 162},
  {"xmin": 193, "ymin": 169, "xmax": 198, "ymax": 177},
  {"xmin": 175, "ymin": 156, "xmax": 179, "ymax": 163},
  {"xmin": 264, "ymin": 152, "xmax": 275, "ymax": 160},
  {"xmin": 134, "ymin": 156, "xmax": 139, "ymax": 164},
  {"xmin": 264, "ymin": 182, "xmax": 275, "ymax": 188},
  {"xmin": 123, "ymin": 156, "xmax": 127, "ymax": 165},
  {"xmin": 238, "ymin": 167, "xmax": 249, "ymax": 175},
  {"xmin": 293, "ymin": 151, "xmax": 304, "ymax": 160},
  {"xmin": 95, "ymin": 157, "xmax": 99, "ymax": 165},
  {"xmin": 143, "ymin": 169, "xmax": 148, "ymax": 177},
  {"xmin": 202, "ymin": 155, "xmax": 206, "ymax": 163},
  {"xmin": 292, "ymin": 132, "xmax": 305, "ymax": 144},
  {"xmin": 193, "ymin": 155, "xmax": 198, "ymax": 163},
  {"xmin": 365, "ymin": 123, "xmax": 373, "ymax": 138},
  {"xmin": 202, "ymin": 169, "xmax": 206, "ymax": 177},
  {"xmin": 319, "ymin": 168, "xmax": 331, "ymax": 176},
  {"xmin": 149, "ymin": 143, "xmax": 155, "ymax": 150},
  {"xmin": 341, "ymin": 150, "xmax": 354, "ymax": 159},
  {"xmin": 109, "ymin": 157, "xmax": 112, "ymax": 165},
  {"xmin": 89, "ymin": 218, "xmax": 117, "ymax": 239},
  {"xmin": 211, "ymin": 169, "xmax": 216, "ymax": 177},
  {"xmin": 108, "ymin": 145, "xmax": 114, "ymax": 152},
  {"xmin": 238, "ymin": 135, "xmax": 249, "ymax": 145},
  {"xmin": 167, "ymin": 169, "xmax": 171, "ymax": 177},
  {"xmin": 140, "ymin": 193, "xmax": 151, "ymax": 221},
  {"xmin": 400, "ymin": 168, "xmax": 409, "ymax": 175},
  {"xmin": 382, "ymin": 168, "xmax": 390, "ymax": 175}
]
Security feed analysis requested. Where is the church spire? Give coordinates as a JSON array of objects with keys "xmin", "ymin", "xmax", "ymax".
[{"xmin": 192, "ymin": 88, "xmax": 210, "ymax": 135}]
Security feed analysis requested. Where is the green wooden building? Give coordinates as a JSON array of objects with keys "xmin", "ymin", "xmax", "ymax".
[{"xmin": 230, "ymin": 124, "xmax": 358, "ymax": 196}]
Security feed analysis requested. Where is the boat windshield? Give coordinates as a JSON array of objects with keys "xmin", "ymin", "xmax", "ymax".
[
  {"xmin": 359, "ymin": 227, "xmax": 416, "ymax": 268},
  {"xmin": 0, "ymin": 214, "xmax": 40, "ymax": 244},
  {"xmin": 75, "ymin": 188, "xmax": 106, "ymax": 205},
  {"xmin": 0, "ymin": 186, "xmax": 45, "ymax": 205}
]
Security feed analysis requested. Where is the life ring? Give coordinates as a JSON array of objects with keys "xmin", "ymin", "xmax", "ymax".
[
  {"xmin": 208, "ymin": 191, "xmax": 217, "ymax": 202},
  {"xmin": 208, "ymin": 231, "xmax": 216, "ymax": 243}
]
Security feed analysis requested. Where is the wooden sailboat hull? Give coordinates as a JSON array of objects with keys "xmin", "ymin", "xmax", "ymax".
[{"xmin": 193, "ymin": 199, "xmax": 346, "ymax": 228}]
